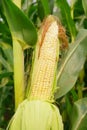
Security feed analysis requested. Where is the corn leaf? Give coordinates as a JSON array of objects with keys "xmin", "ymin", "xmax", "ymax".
[
  {"xmin": 0, "ymin": 21, "xmax": 12, "ymax": 44},
  {"xmin": 0, "ymin": 55, "xmax": 13, "ymax": 72},
  {"xmin": 0, "ymin": 22, "xmax": 10, "ymax": 34},
  {"xmin": 1, "ymin": 0, "xmax": 37, "ymax": 49},
  {"xmin": 71, "ymin": 98, "xmax": 87, "ymax": 130},
  {"xmin": 55, "ymin": 29, "xmax": 87, "ymax": 99},
  {"xmin": 38, "ymin": 0, "xmax": 52, "ymax": 20},
  {"xmin": 0, "ymin": 42, "xmax": 13, "ymax": 69},
  {"xmin": 56, "ymin": 0, "xmax": 76, "ymax": 42},
  {"xmin": 0, "ymin": 72, "xmax": 13, "ymax": 80},
  {"xmin": 40, "ymin": 0, "xmax": 51, "ymax": 14},
  {"xmin": 70, "ymin": 0, "xmax": 78, "ymax": 7}
]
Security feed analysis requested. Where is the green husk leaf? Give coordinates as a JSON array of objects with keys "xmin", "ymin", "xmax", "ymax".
[
  {"xmin": 7, "ymin": 100, "xmax": 63, "ymax": 130},
  {"xmin": 7, "ymin": 103, "xmax": 24, "ymax": 130}
]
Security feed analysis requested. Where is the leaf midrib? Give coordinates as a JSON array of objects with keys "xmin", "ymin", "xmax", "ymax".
[
  {"xmin": 74, "ymin": 111, "xmax": 87, "ymax": 130},
  {"xmin": 57, "ymin": 33, "xmax": 87, "ymax": 81}
]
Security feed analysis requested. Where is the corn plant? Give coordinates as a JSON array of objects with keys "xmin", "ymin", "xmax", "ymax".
[{"xmin": 0, "ymin": 0, "xmax": 87, "ymax": 130}]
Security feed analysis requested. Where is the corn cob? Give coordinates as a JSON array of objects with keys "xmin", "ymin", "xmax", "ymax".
[
  {"xmin": 7, "ymin": 15, "xmax": 64, "ymax": 130},
  {"xmin": 28, "ymin": 15, "xmax": 59, "ymax": 101}
]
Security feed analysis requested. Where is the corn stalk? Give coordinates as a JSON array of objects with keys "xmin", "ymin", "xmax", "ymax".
[
  {"xmin": 12, "ymin": 0, "xmax": 24, "ymax": 110},
  {"xmin": 13, "ymin": 37, "xmax": 25, "ymax": 110}
]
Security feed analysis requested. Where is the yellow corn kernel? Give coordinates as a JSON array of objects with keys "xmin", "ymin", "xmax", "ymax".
[{"xmin": 28, "ymin": 16, "xmax": 59, "ymax": 101}]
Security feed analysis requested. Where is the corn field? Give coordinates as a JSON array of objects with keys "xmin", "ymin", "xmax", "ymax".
[{"xmin": 0, "ymin": 0, "xmax": 87, "ymax": 130}]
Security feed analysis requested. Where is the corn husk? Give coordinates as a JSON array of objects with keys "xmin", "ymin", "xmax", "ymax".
[{"xmin": 7, "ymin": 99, "xmax": 63, "ymax": 130}]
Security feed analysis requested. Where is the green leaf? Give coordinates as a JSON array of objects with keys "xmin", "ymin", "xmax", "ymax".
[
  {"xmin": 38, "ymin": 0, "xmax": 51, "ymax": 20},
  {"xmin": 55, "ymin": 29, "xmax": 87, "ymax": 99},
  {"xmin": 0, "ymin": 72, "xmax": 13, "ymax": 80},
  {"xmin": 0, "ymin": 78, "xmax": 9, "ymax": 88},
  {"xmin": 0, "ymin": 21, "xmax": 12, "ymax": 44},
  {"xmin": 0, "ymin": 21, "xmax": 10, "ymax": 34},
  {"xmin": 40, "ymin": 0, "xmax": 51, "ymax": 14},
  {"xmin": 0, "ymin": 55, "xmax": 13, "ymax": 72},
  {"xmin": 1, "ymin": 0, "xmax": 37, "ymax": 49},
  {"xmin": 82, "ymin": 0, "xmax": 87, "ymax": 16},
  {"xmin": 0, "ymin": 42, "xmax": 13, "ymax": 69},
  {"xmin": 56, "ymin": 0, "xmax": 76, "ymax": 42},
  {"xmin": 74, "ymin": 0, "xmax": 84, "ymax": 18},
  {"xmin": 71, "ymin": 98, "xmax": 87, "ymax": 130},
  {"xmin": 28, "ymin": 2, "xmax": 38, "ymax": 23}
]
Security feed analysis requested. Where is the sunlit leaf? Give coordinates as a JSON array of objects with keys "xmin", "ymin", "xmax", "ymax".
[
  {"xmin": 82, "ymin": 0, "xmax": 87, "ymax": 16},
  {"xmin": 71, "ymin": 98, "xmax": 87, "ymax": 130},
  {"xmin": 0, "ymin": 128, "xmax": 5, "ymax": 130},
  {"xmin": 71, "ymin": 0, "xmax": 78, "ymax": 7},
  {"xmin": 55, "ymin": 29, "xmax": 87, "ymax": 99}
]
